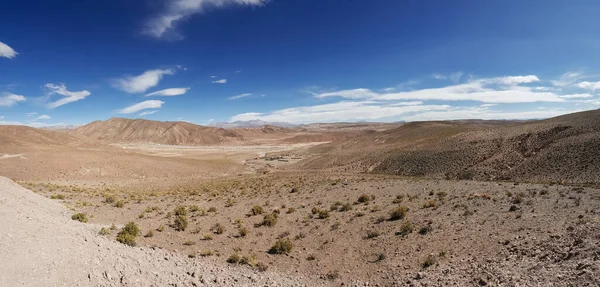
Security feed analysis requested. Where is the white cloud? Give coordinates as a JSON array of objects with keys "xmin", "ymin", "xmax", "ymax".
[
  {"xmin": 0, "ymin": 93, "xmax": 26, "ymax": 107},
  {"xmin": 212, "ymin": 79, "xmax": 227, "ymax": 84},
  {"xmin": 45, "ymin": 83, "xmax": 91, "ymax": 108},
  {"xmin": 144, "ymin": 0, "xmax": 269, "ymax": 39},
  {"xmin": 236, "ymin": 70, "xmax": 242, "ymax": 73},
  {"xmin": 231, "ymin": 101, "xmax": 452, "ymax": 123},
  {"xmin": 227, "ymin": 93, "xmax": 252, "ymax": 100},
  {"xmin": 210, "ymin": 75, "xmax": 217, "ymax": 78},
  {"xmin": 401, "ymin": 107, "xmax": 583, "ymax": 122},
  {"xmin": 117, "ymin": 100, "xmax": 164, "ymax": 114},
  {"xmin": 432, "ymin": 72, "xmax": 463, "ymax": 83},
  {"xmin": 145, "ymin": 87, "xmax": 190, "ymax": 97},
  {"xmin": 113, "ymin": 69, "xmax": 174, "ymax": 93},
  {"xmin": 0, "ymin": 41, "xmax": 18, "ymax": 59},
  {"xmin": 576, "ymin": 81, "xmax": 600, "ymax": 92},
  {"xmin": 27, "ymin": 112, "xmax": 38, "ymax": 116},
  {"xmin": 559, "ymin": 93, "xmax": 593, "ymax": 99},
  {"xmin": 491, "ymin": 75, "xmax": 539, "ymax": 85},
  {"xmin": 315, "ymin": 76, "xmax": 562, "ymax": 104},
  {"xmin": 34, "ymin": 114, "xmax": 51, "ymax": 120},
  {"xmin": 139, "ymin": 110, "xmax": 158, "ymax": 116},
  {"xmin": 552, "ymin": 72, "xmax": 583, "ymax": 88}
]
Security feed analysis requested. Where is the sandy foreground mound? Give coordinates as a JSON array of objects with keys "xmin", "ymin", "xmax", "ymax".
[{"xmin": 0, "ymin": 177, "xmax": 322, "ymax": 287}]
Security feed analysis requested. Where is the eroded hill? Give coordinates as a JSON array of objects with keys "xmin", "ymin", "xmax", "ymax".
[{"xmin": 296, "ymin": 110, "xmax": 600, "ymax": 184}]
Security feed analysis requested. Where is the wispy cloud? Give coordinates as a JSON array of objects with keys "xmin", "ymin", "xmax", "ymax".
[
  {"xmin": 230, "ymin": 101, "xmax": 447, "ymax": 123},
  {"xmin": 144, "ymin": 0, "xmax": 269, "ymax": 39},
  {"xmin": 0, "ymin": 41, "xmax": 18, "ymax": 59},
  {"xmin": 139, "ymin": 110, "xmax": 158, "ymax": 116},
  {"xmin": 45, "ymin": 83, "xmax": 91, "ymax": 108},
  {"xmin": 117, "ymin": 100, "xmax": 164, "ymax": 114},
  {"xmin": 227, "ymin": 93, "xmax": 252, "ymax": 100},
  {"xmin": 34, "ymin": 114, "xmax": 51, "ymax": 120},
  {"xmin": 0, "ymin": 93, "xmax": 26, "ymax": 107},
  {"xmin": 552, "ymin": 72, "xmax": 583, "ymax": 88},
  {"xmin": 576, "ymin": 81, "xmax": 600, "ymax": 92},
  {"xmin": 112, "ymin": 69, "xmax": 174, "ymax": 93},
  {"xmin": 230, "ymin": 73, "xmax": 597, "ymax": 124},
  {"xmin": 145, "ymin": 87, "xmax": 189, "ymax": 97},
  {"xmin": 314, "ymin": 75, "xmax": 561, "ymax": 104},
  {"xmin": 27, "ymin": 112, "xmax": 38, "ymax": 116},
  {"xmin": 432, "ymin": 72, "xmax": 464, "ymax": 83},
  {"xmin": 212, "ymin": 79, "xmax": 227, "ymax": 84}
]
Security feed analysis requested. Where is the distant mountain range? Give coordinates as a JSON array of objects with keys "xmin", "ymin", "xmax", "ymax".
[
  {"xmin": 40, "ymin": 124, "xmax": 81, "ymax": 131},
  {"xmin": 208, "ymin": 120, "xmax": 298, "ymax": 129}
]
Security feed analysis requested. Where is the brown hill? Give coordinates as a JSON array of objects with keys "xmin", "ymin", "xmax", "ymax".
[
  {"xmin": 296, "ymin": 110, "xmax": 600, "ymax": 184},
  {"xmin": 71, "ymin": 118, "xmax": 244, "ymax": 146},
  {"xmin": 0, "ymin": 125, "xmax": 85, "ymax": 148}
]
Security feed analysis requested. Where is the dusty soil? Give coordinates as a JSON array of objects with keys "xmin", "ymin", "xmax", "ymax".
[
  {"xmin": 2, "ymin": 113, "xmax": 600, "ymax": 286},
  {"xmin": 24, "ymin": 173, "xmax": 600, "ymax": 286},
  {"xmin": 0, "ymin": 176, "xmax": 324, "ymax": 287}
]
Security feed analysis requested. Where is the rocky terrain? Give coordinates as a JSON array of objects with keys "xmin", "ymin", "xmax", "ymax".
[
  {"xmin": 298, "ymin": 110, "xmax": 600, "ymax": 185},
  {"xmin": 1, "ymin": 111, "xmax": 599, "ymax": 286},
  {"xmin": 0, "ymin": 176, "xmax": 324, "ymax": 287}
]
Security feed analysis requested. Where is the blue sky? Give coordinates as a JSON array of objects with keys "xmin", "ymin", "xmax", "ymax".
[{"xmin": 1, "ymin": 0, "xmax": 600, "ymax": 126}]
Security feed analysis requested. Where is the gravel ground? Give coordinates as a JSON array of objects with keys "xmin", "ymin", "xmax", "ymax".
[{"xmin": 0, "ymin": 176, "xmax": 327, "ymax": 287}]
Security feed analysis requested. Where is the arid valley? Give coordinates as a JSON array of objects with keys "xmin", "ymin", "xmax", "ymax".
[{"xmin": 1, "ymin": 112, "xmax": 599, "ymax": 286}]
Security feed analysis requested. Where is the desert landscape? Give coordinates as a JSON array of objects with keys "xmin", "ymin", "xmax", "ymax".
[{"xmin": 1, "ymin": 112, "xmax": 599, "ymax": 286}]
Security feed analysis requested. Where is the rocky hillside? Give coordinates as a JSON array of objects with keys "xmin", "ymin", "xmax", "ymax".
[
  {"xmin": 0, "ymin": 125, "xmax": 85, "ymax": 147},
  {"xmin": 71, "ymin": 118, "xmax": 244, "ymax": 146},
  {"xmin": 297, "ymin": 110, "xmax": 600, "ymax": 184}
]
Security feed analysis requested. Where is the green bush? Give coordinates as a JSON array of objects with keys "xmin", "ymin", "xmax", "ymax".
[
  {"xmin": 71, "ymin": 213, "xmax": 88, "ymax": 223},
  {"xmin": 174, "ymin": 206, "xmax": 187, "ymax": 216},
  {"xmin": 50, "ymin": 194, "xmax": 65, "ymax": 200},
  {"xmin": 116, "ymin": 222, "xmax": 140, "ymax": 246},
  {"xmin": 173, "ymin": 215, "xmax": 188, "ymax": 231},
  {"xmin": 115, "ymin": 200, "xmax": 125, "ymax": 208},
  {"xmin": 389, "ymin": 206, "xmax": 408, "ymax": 221},
  {"xmin": 396, "ymin": 220, "xmax": 413, "ymax": 237},
  {"xmin": 259, "ymin": 213, "xmax": 278, "ymax": 227},
  {"xmin": 269, "ymin": 238, "xmax": 293, "ymax": 254},
  {"xmin": 227, "ymin": 253, "xmax": 240, "ymax": 263}
]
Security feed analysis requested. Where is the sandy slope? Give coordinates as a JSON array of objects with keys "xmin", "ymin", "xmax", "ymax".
[{"xmin": 0, "ymin": 176, "xmax": 323, "ymax": 287}]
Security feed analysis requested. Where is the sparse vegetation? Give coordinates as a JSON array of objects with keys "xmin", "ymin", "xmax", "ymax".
[
  {"xmin": 227, "ymin": 252, "xmax": 240, "ymax": 263},
  {"xmin": 357, "ymin": 194, "xmax": 371, "ymax": 203},
  {"xmin": 115, "ymin": 200, "xmax": 125, "ymax": 208},
  {"xmin": 116, "ymin": 222, "xmax": 140, "ymax": 247},
  {"xmin": 250, "ymin": 205, "xmax": 265, "ymax": 216},
  {"xmin": 104, "ymin": 195, "xmax": 116, "ymax": 204},
  {"xmin": 389, "ymin": 206, "xmax": 408, "ymax": 221},
  {"xmin": 269, "ymin": 238, "xmax": 293, "ymax": 254},
  {"xmin": 173, "ymin": 215, "xmax": 188, "ymax": 231},
  {"xmin": 98, "ymin": 227, "xmax": 111, "ymax": 235},
  {"xmin": 258, "ymin": 213, "xmax": 278, "ymax": 227},
  {"xmin": 71, "ymin": 213, "xmax": 88, "ymax": 223},
  {"xmin": 212, "ymin": 223, "xmax": 225, "ymax": 234},
  {"xmin": 144, "ymin": 230, "xmax": 154, "ymax": 238},
  {"xmin": 422, "ymin": 255, "xmax": 436, "ymax": 269},
  {"xmin": 238, "ymin": 226, "xmax": 248, "ymax": 237},
  {"xmin": 183, "ymin": 240, "xmax": 196, "ymax": 246},
  {"xmin": 50, "ymin": 194, "xmax": 65, "ymax": 200},
  {"xmin": 396, "ymin": 220, "xmax": 413, "ymax": 237},
  {"xmin": 365, "ymin": 230, "xmax": 380, "ymax": 239}
]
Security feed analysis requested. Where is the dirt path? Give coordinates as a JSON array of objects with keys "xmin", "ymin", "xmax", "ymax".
[{"xmin": 0, "ymin": 176, "xmax": 326, "ymax": 287}]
